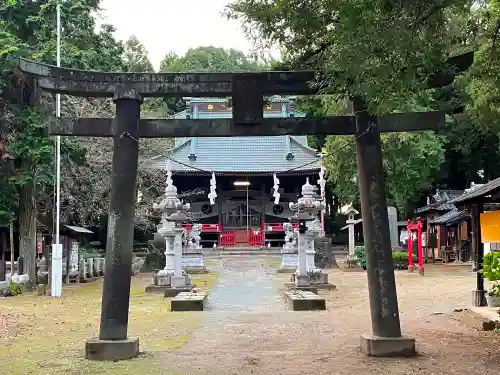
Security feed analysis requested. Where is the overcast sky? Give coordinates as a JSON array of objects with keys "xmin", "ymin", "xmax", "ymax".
[{"xmin": 98, "ymin": 0, "xmax": 270, "ymax": 70}]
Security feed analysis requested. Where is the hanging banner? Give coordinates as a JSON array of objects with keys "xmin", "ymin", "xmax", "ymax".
[{"xmin": 480, "ymin": 211, "xmax": 500, "ymax": 243}]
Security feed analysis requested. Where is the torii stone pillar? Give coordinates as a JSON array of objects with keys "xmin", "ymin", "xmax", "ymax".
[
  {"xmin": 86, "ymin": 90, "xmax": 142, "ymax": 360},
  {"xmin": 353, "ymin": 97, "xmax": 415, "ymax": 357}
]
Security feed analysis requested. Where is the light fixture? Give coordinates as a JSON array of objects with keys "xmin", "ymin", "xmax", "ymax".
[{"xmin": 233, "ymin": 181, "xmax": 250, "ymax": 186}]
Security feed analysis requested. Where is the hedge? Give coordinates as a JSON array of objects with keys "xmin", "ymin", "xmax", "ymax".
[{"xmin": 355, "ymin": 247, "xmax": 417, "ymax": 270}]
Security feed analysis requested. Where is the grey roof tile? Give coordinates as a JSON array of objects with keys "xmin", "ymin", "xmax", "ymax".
[
  {"xmin": 147, "ymin": 136, "xmax": 320, "ymax": 173},
  {"xmin": 415, "ymin": 189, "xmax": 464, "ymax": 213},
  {"xmin": 146, "ymin": 96, "xmax": 320, "ymax": 174},
  {"xmin": 428, "ymin": 209, "xmax": 469, "ymax": 225},
  {"xmin": 451, "ymin": 177, "xmax": 500, "ymax": 204}
]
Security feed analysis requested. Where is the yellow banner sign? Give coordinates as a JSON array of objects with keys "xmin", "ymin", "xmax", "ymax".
[{"xmin": 481, "ymin": 211, "xmax": 500, "ymax": 243}]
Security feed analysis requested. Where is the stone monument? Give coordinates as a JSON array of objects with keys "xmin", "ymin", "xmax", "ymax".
[
  {"xmin": 182, "ymin": 224, "xmax": 207, "ymax": 273},
  {"xmin": 145, "ymin": 164, "xmax": 193, "ymax": 296},
  {"xmin": 387, "ymin": 206, "xmax": 399, "ymax": 249}
]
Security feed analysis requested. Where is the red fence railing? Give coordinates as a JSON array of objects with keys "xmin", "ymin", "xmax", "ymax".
[
  {"xmin": 201, "ymin": 224, "xmax": 220, "ymax": 233},
  {"xmin": 220, "ymin": 232, "xmax": 236, "ymax": 246},
  {"xmin": 248, "ymin": 231, "xmax": 265, "ymax": 246}
]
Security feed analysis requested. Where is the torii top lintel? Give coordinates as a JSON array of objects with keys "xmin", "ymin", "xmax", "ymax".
[
  {"xmin": 18, "ymin": 49, "xmax": 473, "ymax": 98},
  {"xmin": 17, "ymin": 58, "xmax": 319, "ymax": 98}
]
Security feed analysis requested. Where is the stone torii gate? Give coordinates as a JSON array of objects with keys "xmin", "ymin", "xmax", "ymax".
[{"xmin": 17, "ymin": 51, "xmax": 472, "ymax": 360}]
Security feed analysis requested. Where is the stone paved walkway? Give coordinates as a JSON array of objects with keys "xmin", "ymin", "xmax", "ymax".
[
  {"xmin": 205, "ymin": 256, "xmax": 285, "ymax": 312},
  {"xmin": 162, "ymin": 258, "xmax": 500, "ymax": 375}
]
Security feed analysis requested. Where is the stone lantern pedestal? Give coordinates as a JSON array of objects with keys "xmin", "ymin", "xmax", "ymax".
[
  {"xmin": 182, "ymin": 224, "xmax": 207, "ymax": 274},
  {"xmin": 145, "ymin": 166, "xmax": 193, "ymax": 297},
  {"xmin": 287, "ymin": 179, "xmax": 335, "ymax": 291}
]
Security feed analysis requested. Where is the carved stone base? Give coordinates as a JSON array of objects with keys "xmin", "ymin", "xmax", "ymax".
[
  {"xmin": 309, "ymin": 271, "xmax": 329, "ymax": 284},
  {"xmin": 345, "ymin": 254, "xmax": 358, "ymax": 268},
  {"xmin": 171, "ymin": 275, "xmax": 191, "ymax": 288},
  {"xmin": 182, "ymin": 253, "xmax": 206, "ymax": 272},
  {"xmin": 360, "ymin": 334, "xmax": 416, "ymax": 357},
  {"xmin": 280, "ymin": 251, "xmax": 297, "ymax": 272},
  {"xmin": 85, "ymin": 337, "xmax": 139, "ymax": 361},
  {"xmin": 145, "ymin": 284, "xmax": 173, "ymax": 294},
  {"xmin": 294, "ymin": 274, "xmax": 310, "ymax": 287},
  {"xmin": 290, "ymin": 270, "xmax": 331, "ymax": 285}
]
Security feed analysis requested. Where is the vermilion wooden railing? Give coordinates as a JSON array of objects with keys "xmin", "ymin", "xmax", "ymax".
[{"xmin": 220, "ymin": 232, "xmax": 236, "ymax": 246}]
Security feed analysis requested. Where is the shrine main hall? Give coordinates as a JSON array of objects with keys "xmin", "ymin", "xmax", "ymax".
[{"xmin": 144, "ymin": 96, "xmax": 322, "ymax": 247}]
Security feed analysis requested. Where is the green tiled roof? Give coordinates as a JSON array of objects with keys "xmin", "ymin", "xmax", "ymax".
[{"xmin": 144, "ymin": 97, "xmax": 321, "ymax": 174}]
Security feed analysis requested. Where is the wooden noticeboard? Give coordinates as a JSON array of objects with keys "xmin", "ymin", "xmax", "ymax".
[{"xmin": 480, "ymin": 211, "xmax": 500, "ymax": 243}]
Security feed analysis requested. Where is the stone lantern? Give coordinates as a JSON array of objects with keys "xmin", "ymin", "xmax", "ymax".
[
  {"xmin": 345, "ymin": 207, "xmax": 360, "ymax": 265},
  {"xmin": 289, "ymin": 178, "xmax": 326, "ymax": 287},
  {"xmin": 145, "ymin": 165, "xmax": 193, "ymax": 295}
]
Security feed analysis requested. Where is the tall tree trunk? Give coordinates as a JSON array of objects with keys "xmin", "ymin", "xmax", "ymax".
[{"xmin": 18, "ymin": 174, "xmax": 37, "ymax": 282}]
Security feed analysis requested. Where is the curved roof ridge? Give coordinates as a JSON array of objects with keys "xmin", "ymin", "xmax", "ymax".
[
  {"xmin": 142, "ymin": 138, "xmax": 191, "ymax": 166},
  {"xmin": 288, "ymin": 135, "xmax": 319, "ymax": 155}
]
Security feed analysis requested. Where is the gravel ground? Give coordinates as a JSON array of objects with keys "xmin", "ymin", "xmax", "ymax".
[{"xmin": 161, "ymin": 257, "xmax": 500, "ymax": 375}]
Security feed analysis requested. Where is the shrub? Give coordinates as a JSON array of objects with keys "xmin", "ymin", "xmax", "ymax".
[
  {"xmin": 354, "ymin": 247, "xmax": 417, "ymax": 270},
  {"xmin": 355, "ymin": 246, "xmax": 366, "ymax": 269},
  {"xmin": 479, "ymin": 252, "xmax": 500, "ymax": 296},
  {"xmin": 2, "ymin": 281, "xmax": 23, "ymax": 297}
]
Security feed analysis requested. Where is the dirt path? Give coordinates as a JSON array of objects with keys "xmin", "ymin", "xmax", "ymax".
[{"xmin": 161, "ymin": 259, "xmax": 500, "ymax": 375}]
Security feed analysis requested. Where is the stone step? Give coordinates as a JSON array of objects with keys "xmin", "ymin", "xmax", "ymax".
[
  {"xmin": 171, "ymin": 292, "xmax": 208, "ymax": 311},
  {"xmin": 284, "ymin": 290, "xmax": 326, "ymax": 311}
]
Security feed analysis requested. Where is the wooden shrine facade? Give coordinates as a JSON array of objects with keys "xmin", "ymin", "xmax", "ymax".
[
  {"xmin": 144, "ymin": 97, "xmax": 321, "ymax": 247},
  {"xmin": 414, "ymin": 189, "xmax": 470, "ymax": 263},
  {"xmin": 451, "ymin": 177, "xmax": 500, "ymax": 306}
]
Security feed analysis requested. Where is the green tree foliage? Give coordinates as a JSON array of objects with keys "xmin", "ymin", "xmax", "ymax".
[
  {"xmin": 228, "ymin": 0, "xmax": 500, "ymax": 219},
  {"xmin": 158, "ymin": 46, "xmax": 266, "ymax": 114},
  {"xmin": 159, "ymin": 46, "xmax": 263, "ymax": 73},
  {"xmin": 466, "ymin": 0, "xmax": 500, "ymax": 132},
  {"xmin": 227, "ymin": 0, "xmax": 470, "ymax": 113},
  {"xmin": 0, "ymin": 0, "xmax": 125, "ymax": 281},
  {"xmin": 123, "ymin": 35, "xmax": 154, "ymax": 72},
  {"xmin": 325, "ymin": 130, "xmax": 444, "ymax": 216}
]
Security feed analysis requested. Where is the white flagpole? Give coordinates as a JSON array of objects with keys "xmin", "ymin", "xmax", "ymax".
[{"xmin": 51, "ymin": 2, "xmax": 63, "ymax": 297}]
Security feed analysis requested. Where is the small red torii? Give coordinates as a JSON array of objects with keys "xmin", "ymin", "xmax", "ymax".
[{"xmin": 407, "ymin": 218, "xmax": 424, "ymax": 276}]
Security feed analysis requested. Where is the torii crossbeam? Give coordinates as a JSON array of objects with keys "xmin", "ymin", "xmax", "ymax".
[{"xmin": 16, "ymin": 49, "xmax": 473, "ymax": 360}]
